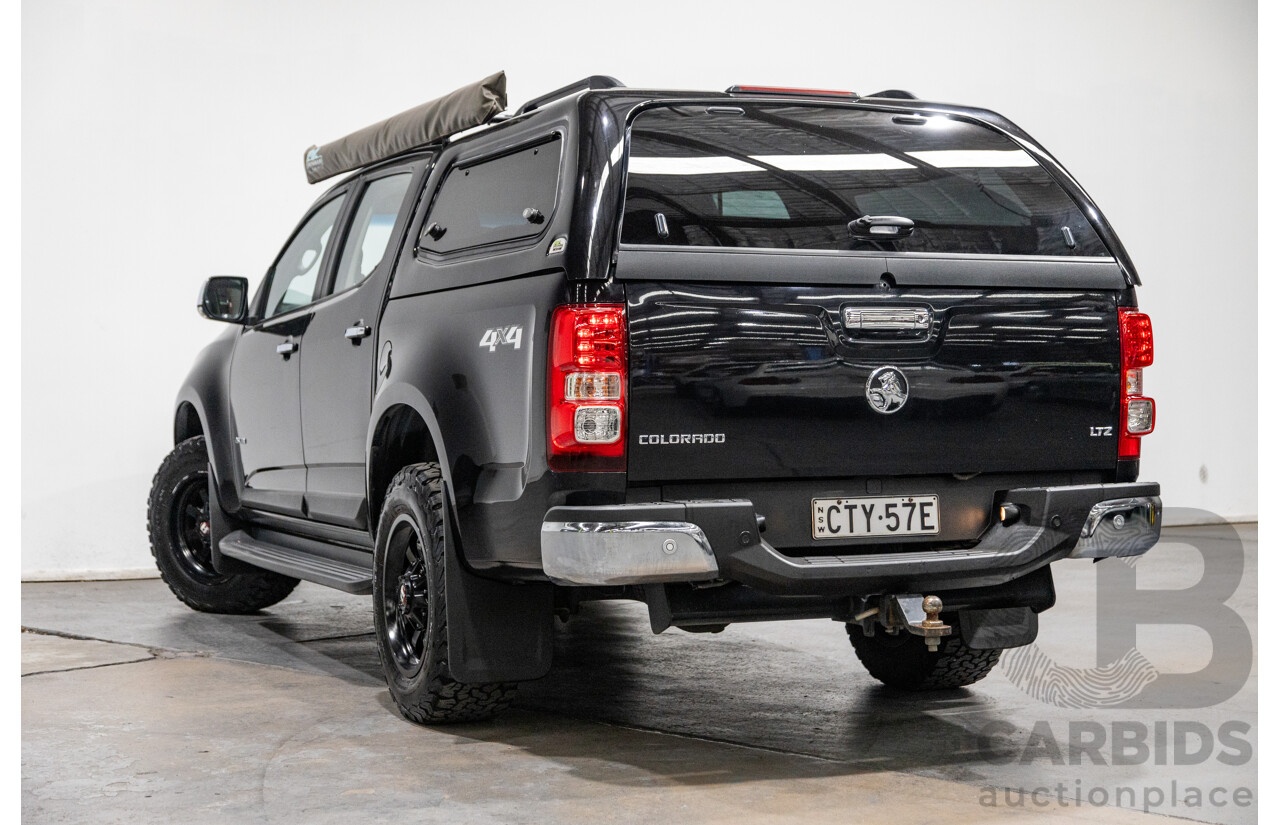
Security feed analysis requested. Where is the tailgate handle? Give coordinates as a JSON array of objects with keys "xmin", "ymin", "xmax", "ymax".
[{"xmin": 843, "ymin": 307, "xmax": 933, "ymax": 333}]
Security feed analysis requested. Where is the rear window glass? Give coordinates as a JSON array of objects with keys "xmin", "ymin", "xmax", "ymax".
[
  {"xmin": 622, "ymin": 104, "xmax": 1107, "ymax": 256},
  {"xmin": 332, "ymin": 172, "xmax": 412, "ymax": 294},
  {"xmin": 420, "ymin": 135, "xmax": 561, "ymax": 254}
]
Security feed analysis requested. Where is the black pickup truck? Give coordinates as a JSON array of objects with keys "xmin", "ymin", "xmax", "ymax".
[{"xmin": 149, "ymin": 73, "xmax": 1162, "ymax": 723}]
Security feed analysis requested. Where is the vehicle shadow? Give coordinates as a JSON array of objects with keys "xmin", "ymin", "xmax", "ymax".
[
  {"xmin": 280, "ymin": 598, "xmax": 1021, "ymax": 785},
  {"xmin": 514, "ymin": 601, "xmax": 1014, "ymax": 776}
]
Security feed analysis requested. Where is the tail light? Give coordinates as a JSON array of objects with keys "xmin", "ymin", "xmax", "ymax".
[
  {"xmin": 548, "ymin": 304, "xmax": 627, "ymax": 471},
  {"xmin": 1118, "ymin": 310, "xmax": 1155, "ymax": 459}
]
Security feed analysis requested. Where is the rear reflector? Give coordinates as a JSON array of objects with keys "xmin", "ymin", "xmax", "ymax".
[
  {"xmin": 549, "ymin": 305, "xmax": 627, "ymax": 471},
  {"xmin": 1118, "ymin": 310, "xmax": 1155, "ymax": 459}
]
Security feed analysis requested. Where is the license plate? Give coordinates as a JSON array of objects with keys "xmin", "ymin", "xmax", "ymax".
[{"xmin": 811, "ymin": 495, "xmax": 940, "ymax": 540}]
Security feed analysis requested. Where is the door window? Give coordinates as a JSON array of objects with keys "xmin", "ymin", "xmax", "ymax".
[
  {"xmin": 264, "ymin": 195, "xmax": 346, "ymax": 318},
  {"xmin": 331, "ymin": 173, "xmax": 413, "ymax": 295}
]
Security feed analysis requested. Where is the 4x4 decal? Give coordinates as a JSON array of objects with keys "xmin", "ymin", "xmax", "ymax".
[{"xmin": 479, "ymin": 325, "xmax": 523, "ymax": 352}]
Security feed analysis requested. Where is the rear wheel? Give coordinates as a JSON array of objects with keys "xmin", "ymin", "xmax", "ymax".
[
  {"xmin": 373, "ymin": 463, "xmax": 517, "ymax": 724},
  {"xmin": 847, "ymin": 623, "xmax": 1002, "ymax": 690},
  {"xmin": 147, "ymin": 436, "xmax": 298, "ymax": 613}
]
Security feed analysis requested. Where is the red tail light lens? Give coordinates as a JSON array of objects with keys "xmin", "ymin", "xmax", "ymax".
[
  {"xmin": 1118, "ymin": 310, "xmax": 1155, "ymax": 459},
  {"xmin": 548, "ymin": 304, "xmax": 627, "ymax": 471},
  {"xmin": 1120, "ymin": 311, "xmax": 1154, "ymax": 370}
]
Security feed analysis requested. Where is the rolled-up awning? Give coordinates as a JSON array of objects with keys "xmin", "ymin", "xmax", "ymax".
[{"xmin": 303, "ymin": 71, "xmax": 507, "ymax": 184}]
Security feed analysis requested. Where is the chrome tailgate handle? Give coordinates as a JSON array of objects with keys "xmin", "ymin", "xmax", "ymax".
[{"xmin": 843, "ymin": 306, "xmax": 933, "ymax": 333}]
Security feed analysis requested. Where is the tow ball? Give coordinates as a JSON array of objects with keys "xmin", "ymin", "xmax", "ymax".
[{"xmin": 854, "ymin": 594, "xmax": 952, "ymax": 652}]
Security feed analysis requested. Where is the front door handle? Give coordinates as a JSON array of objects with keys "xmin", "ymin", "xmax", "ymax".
[
  {"xmin": 344, "ymin": 324, "xmax": 371, "ymax": 342},
  {"xmin": 276, "ymin": 341, "xmax": 298, "ymax": 357}
]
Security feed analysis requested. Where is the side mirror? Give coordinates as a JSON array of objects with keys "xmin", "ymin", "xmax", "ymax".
[{"xmin": 198, "ymin": 276, "xmax": 249, "ymax": 323}]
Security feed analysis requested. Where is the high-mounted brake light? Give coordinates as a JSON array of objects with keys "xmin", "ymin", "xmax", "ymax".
[
  {"xmin": 725, "ymin": 84, "xmax": 858, "ymax": 99},
  {"xmin": 548, "ymin": 305, "xmax": 627, "ymax": 471},
  {"xmin": 1118, "ymin": 310, "xmax": 1155, "ymax": 459}
]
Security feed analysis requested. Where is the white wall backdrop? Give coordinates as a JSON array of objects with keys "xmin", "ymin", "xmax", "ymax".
[{"xmin": 22, "ymin": 0, "xmax": 1257, "ymax": 577}]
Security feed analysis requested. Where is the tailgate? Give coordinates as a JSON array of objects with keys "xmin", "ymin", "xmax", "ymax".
[{"xmin": 625, "ymin": 276, "xmax": 1122, "ymax": 483}]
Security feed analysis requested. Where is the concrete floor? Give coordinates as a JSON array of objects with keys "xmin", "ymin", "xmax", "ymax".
[{"xmin": 22, "ymin": 524, "xmax": 1256, "ymax": 824}]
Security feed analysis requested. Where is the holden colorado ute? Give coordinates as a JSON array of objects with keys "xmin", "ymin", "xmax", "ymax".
[{"xmin": 148, "ymin": 73, "xmax": 1161, "ymax": 723}]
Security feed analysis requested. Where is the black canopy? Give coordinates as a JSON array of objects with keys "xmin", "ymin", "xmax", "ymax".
[{"xmin": 303, "ymin": 71, "xmax": 507, "ymax": 184}]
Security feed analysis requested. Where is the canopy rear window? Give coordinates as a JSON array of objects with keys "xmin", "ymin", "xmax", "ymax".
[{"xmin": 622, "ymin": 104, "xmax": 1107, "ymax": 256}]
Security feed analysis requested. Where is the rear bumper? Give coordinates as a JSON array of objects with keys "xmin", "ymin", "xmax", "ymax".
[
  {"xmin": 541, "ymin": 482, "xmax": 1161, "ymax": 595},
  {"xmin": 1068, "ymin": 495, "xmax": 1161, "ymax": 559}
]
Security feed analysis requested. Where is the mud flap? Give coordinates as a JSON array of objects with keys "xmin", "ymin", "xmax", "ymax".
[
  {"xmin": 207, "ymin": 471, "xmax": 260, "ymax": 576},
  {"xmin": 443, "ymin": 491, "xmax": 554, "ymax": 683},
  {"xmin": 959, "ymin": 606, "xmax": 1038, "ymax": 650}
]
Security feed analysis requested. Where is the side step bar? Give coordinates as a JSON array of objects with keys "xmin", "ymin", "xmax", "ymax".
[{"xmin": 219, "ymin": 529, "xmax": 374, "ymax": 594}]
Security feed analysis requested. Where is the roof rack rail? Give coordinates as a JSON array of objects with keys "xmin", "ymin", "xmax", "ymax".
[
  {"xmin": 515, "ymin": 75, "xmax": 624, "ymax": 116},
  {"xmin": 865, "ymin": 89, "xmax": 918, "ymax": 100}
]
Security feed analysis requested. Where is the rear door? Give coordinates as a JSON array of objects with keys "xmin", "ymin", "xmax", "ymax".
[
  {"xmin": 619, "ymin": 102, "xmax": 1125, "ymax": 484},
  {"xmin": 299, "ymin": 167, "xmax": 418, "ymax": 528}
]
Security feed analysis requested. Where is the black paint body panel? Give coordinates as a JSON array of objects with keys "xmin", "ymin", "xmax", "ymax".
[{"xmin": 626, "ymin": 281, "xmax": 1122, "ymax": 483}]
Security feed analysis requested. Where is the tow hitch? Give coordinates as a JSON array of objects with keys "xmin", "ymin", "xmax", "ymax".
[{"xmin": 854, "ymin": 594, "xmax": 952, "ymax": 651}]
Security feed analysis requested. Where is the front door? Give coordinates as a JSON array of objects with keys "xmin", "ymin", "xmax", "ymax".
[
  {"xmin": 228, "ymin": 192, "xmax": 347, "ymax": 517},
  {"xmin": 300, "ymin": 170, "xmax": 416, "ymax": 528}
]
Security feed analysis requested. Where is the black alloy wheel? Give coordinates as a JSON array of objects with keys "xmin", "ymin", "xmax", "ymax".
[
  {"xmin": 148, "ymin": 436, "xmax": 298, "ymax": 613},
  {"xmin": 372, "ymin": 463, "xmax": 517, "ymax": 723},
  {"xmin": 381, "ymin": 514, "xmax": 433, "ymax": 677},
  {"xmin": 169, "ymin": 469, "xmax": 220, "ymax": 582}
]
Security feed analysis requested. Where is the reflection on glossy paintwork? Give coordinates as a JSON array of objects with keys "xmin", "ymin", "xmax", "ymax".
[{"xmin": 626, "ymin": 283, "xmax": 1119, "ymax": 483}]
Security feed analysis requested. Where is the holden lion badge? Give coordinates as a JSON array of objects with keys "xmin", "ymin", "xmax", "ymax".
[{"xmin": 866, "ymin": 366, "xmax": 909, "ymax": 414}]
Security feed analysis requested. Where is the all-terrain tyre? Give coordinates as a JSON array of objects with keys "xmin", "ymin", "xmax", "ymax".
[
  {"xmin": 848, "ymin": 623, "xmax": 1002, "ymax": 690},
  {"xmin": 372, "ymin": 463, "xmax": 517, "ymax": 724},
  {"xmin": 147, "ymin": 436, "xmax": 299, "ymax": 613}
]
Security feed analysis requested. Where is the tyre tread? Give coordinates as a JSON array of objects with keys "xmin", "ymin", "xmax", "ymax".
[
  {"xmin": 375, "ymin": 464, "xmax": 517, "ymax": 724},
  {"xmin": 147, "ymin": 436, "xmax": 298, "ymax": 614},
  {"xmin": 847, "ymin": 624, "xmax": 1002, "ymax": 690}
]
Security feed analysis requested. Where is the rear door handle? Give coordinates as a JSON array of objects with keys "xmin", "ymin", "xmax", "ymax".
[
  {"xmin": 344, "ymin": 324, "xmax": 371, "ymax": 341},
  {"xmin": 276, "ymin": 341, "xmax": 298, "ymax": 357}
]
